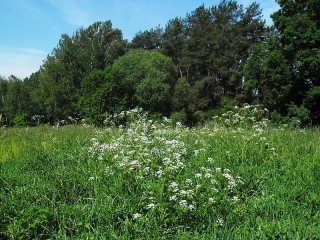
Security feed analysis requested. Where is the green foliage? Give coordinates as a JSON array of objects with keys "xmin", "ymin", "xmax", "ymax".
[
  {"xmin": 304, "ymin": 86, "xmax": 320, "ymax": 124},
  {"xmin": 1, "ymin": 116, "xmax": 320, "ymax": 238},
  {"xmin": 170, "ymin": 111, "xmax": 187, "ymax": 124},
  {"xmin": 203, "ymin": 97, "xmax": 237, "ymax": 121},
  {"xmin": 7, "ymin": 206, "xmax": 55, "ymax": 239},
  {"xmin": 130, "ymin": 26, "xmax": 163, "ymax": 50},
  {"xmin": 32, "ymin": 21, "xmax": 127, "ymax": 122},
  {"xmin": 270, "ymin": 103, "xmax": 310, "ymax": 127},
  {"xmin": 1, "ymin": 1, "xmax": 319, "ymax": 127},
  {"xmin": 244, "ymin": 0, "xmax": 320, "ymax": 125},
  {"xmin": 287, "ymin": 103, "xmax": 310, "ymax": 125},
  {"xmin": 0, "ymin": 77, "xmax": 7, "ymax": 117},
  {"xmin": 243, "ymin": 43, "xmax": 266, "ymax": 104},
  {"xmin": 13, "ymin": 114, "xmax": 29, "ymax": 127},
  {"xmin": 147, "ymin": 112, "xmax": 164, "ymax": 122},
  {"xmin": 244, "ymin": 41, "xmax": 292, "ymax": 112},
  {"xmin": 3, "ymin": 76, "xmax": 32, "ymax": 124},
  {"xmin": 172, "ymin": 77, "xmax": 190, "ymax": 111},
  {"xmin": 188, "ymin": 77, "xmax": 221, "ymax": 112},
  {"xmin": 136, "ymin": 77, "xmax": 171, "ymax": 112},
  {"xmin": 78, "ymin": 70, "xmax": 115, "ymax": 123},
  {"xmin": 110, "ymin": 49, "xmax": 177, "ymax": 113},
  {"xmin": 130, "ymin": 1, "xmax": 266, "ymax": 114},
  {"xmin": 264, "ymin": 50, "xmax": 292, "ymax": 108},
  {"xmin": 162, "ymin": 17, "xmax": 188, "ymax": 75},
  {"xmin": 185, "ymin": 1, "xmax": 265, "ymax": 97}
]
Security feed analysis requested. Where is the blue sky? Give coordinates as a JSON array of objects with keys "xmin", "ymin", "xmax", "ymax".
[{"xmin": 0, "ymin": 0, "xmax": 279, "ymax": 79}]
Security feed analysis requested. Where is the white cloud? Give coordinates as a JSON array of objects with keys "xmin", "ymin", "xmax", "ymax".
[{"xmin": 0, "ymin": 48, "xmax": 47, "ymax": 79}]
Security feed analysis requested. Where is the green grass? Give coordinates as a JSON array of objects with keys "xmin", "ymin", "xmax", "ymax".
[{"xmin": 1, "ymin": 116, "xmax": 320, "ymax": 239}]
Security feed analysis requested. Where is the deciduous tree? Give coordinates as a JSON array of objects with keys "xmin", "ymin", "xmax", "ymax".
[{"xmin": 244, "ymin": 0, "xmax": 320, "ymax": 124}]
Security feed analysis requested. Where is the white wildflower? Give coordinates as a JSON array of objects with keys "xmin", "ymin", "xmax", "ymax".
[
  {"xmin": 232, "ymin": 196, "xmax": 240, "ymax": 202},
  {"xmin": 216, "ymin": 218, "xmax": 224, "ymax": 226},
  {"xmin": 179, "ymin": 200, "xmax": 188, "ymax": 208},
  {"xmin": 204, "ymin": 173, "xmax": 213, "ymax": 178},
  {"xmin": 169, "ymin": 182, "xmax": 179, "ymax": 189},
  {"xmin": 211, "ymin": 187, "xmax": 218, "ymax": 192},
  {"xmin": 179, "ymin": 190, "xmax": 188, "ymax": 196},
  {"xmin": 146, "ymin": 203, "xmax": 155, "ymax": 209},
  {"xmin": 228, "ymin": 180, "xmax": 237, "ymax": 190},
  {"xmin": 185, "ymin": 179, "xmax": 192, "ymax": 185},
  {"xmin": 211, "ymin": 178, "xmax": 218, "ymax": 184},
  {"xmin": 223, "ymin": 173, "xmax": 233, "ymax": 180},
  {"xmin": 195, "ymin": 173, "xmax": 202, "ymax": 178},
  {"xmin": 133, "ymin": 213, "xmax": 141, "ymax": 220},
  {"xmin": 188, "ymin": 204, "xmax": 196, "ymax": 211},
  {"xmin": 169, "ymin": 195, "xmax": 177, "ymax": 201},
  {"xmin": 104, "ymin": 167, "xmax": 114, "ymax": 175},
  {"xmin": 155, "ymin": 169, "xmax": 163, "ymax": 178}
]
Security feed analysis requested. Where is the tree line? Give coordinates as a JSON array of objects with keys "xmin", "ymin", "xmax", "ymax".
[{"xmin": 0, "ymin": 0, "xmax": 319, "ymax": 126}]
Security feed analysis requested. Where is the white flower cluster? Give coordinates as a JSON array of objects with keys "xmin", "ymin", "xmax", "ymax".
[
  {"xmin": 85, "ymin": 108, "xmax": 244, "ymax": 221},
  {"xmin": 86, "ymin": 136, "xmax": 109, "ymax": 161},
  {"xmin": 212, "ymin": 104, "xmax": 270, "ymax": 130}
]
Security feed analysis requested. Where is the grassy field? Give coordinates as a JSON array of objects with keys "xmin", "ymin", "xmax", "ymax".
[{"xmin": 1, "ymin": 109, "xmax": 320, "ymax": 239}]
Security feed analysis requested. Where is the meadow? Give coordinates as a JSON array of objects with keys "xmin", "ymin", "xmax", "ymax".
[{"xmin": 1, "ymin": 107, "xmax": 320, "ymax": 239}]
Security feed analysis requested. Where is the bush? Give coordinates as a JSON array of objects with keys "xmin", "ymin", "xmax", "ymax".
[
  {"xmin": 13, "ymin": 114, "xmax": 29, "ymax": 127},
  {"xmin": 270, "ymin": 104, "xmax": 310, "ymax": 128},
  {"xmin": 287, "ymin": 103, "xmax": 310, "ymax": 126},
  {"xmin": 204, "ymin": 98, "xmax": 237, "ymax": 121},
  {"xmin": 148, "ymin": 112, "xmax": 163, "ymax": 123},
  {"xmin": 170, "ymin": 111, "xmax": 187, "ymax": 125},
  {"xmin": 204, "ymin": 108, "xmax": 225, "ymax": 121}
]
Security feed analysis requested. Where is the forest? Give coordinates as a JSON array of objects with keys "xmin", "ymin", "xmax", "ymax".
[{"xmin": 0, "ymin": 0, "xmax": 319, "ymax": 127}]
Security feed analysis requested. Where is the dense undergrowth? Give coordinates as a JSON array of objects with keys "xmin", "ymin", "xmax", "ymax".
[{"xmin": 1, "ymin": 107, "xmax": 320, "ymax": 239}]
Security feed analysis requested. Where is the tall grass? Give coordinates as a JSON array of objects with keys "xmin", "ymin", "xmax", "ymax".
[{"xmin": 1, "ymin": 109, "xmax": 320, "ymax": 239}]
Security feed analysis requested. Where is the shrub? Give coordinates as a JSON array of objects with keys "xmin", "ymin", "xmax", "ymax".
[
  {"xmin": 170, "ymin": 111, "xmax": 187, "ymax": 125},
  {"xmin": 270, "ymin": 103, "xmax": 310, "ymax": 128},
  {"xmin": 13, "ymin": 114, "xmax": 29, "ymax": 127},
  {"xmin": 287, "ymin": 103, "xmax": 310, "ymax": 126}
]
